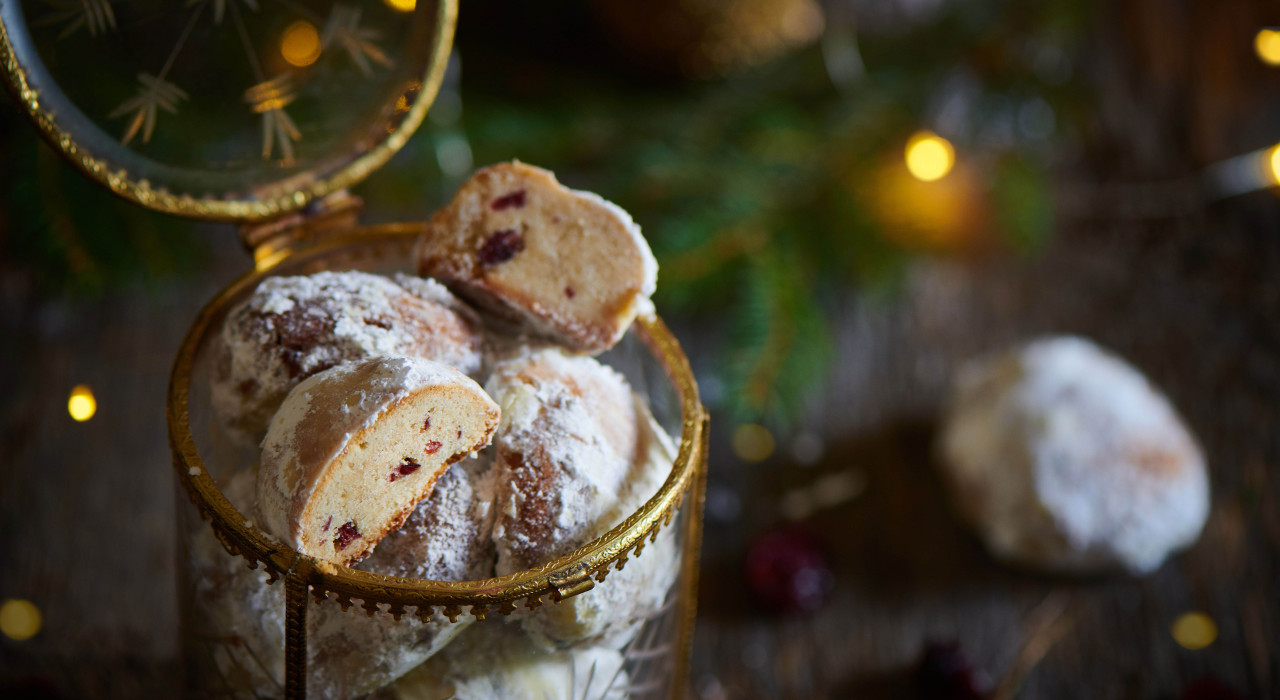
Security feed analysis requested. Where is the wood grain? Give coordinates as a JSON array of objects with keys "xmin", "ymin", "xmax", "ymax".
[{"xmin": 688, "ymin": 203, "xmax": 1280, "ymax": 699}]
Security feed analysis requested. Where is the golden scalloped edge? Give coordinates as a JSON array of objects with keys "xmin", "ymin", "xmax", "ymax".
[
  {"xmin": 174, "ymin": 380, "xmax": 698, "ymax": 624},
  {"xmin": 296, "ymin": 474, "xmax": 693, "ymax": 624},
  {"xmin": 0, "ymin": 1, "xmax": 457, "ymax": 223}
]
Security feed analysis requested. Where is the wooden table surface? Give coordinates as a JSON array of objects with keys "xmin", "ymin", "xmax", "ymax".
[
  {"xmin": 3, "ymin": 0, "xmax": 1277, "ymax": 697},
  {"xmin": 689, "ymin": 199, "xmax": 1280, "ymax": 699},
  {"xmin": 1, "ymin": 190, "xmax": 1277, "ymax": 699}
]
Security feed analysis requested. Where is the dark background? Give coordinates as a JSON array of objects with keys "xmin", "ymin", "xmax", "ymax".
[{"xmin": 2, "ymin": 0, "xmax": 1279, "ymax": 697}]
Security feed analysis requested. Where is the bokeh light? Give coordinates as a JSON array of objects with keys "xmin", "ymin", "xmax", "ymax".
[
  {"xmin": 864, "ymin": 156, "xmax": 986, "ymax": 253},
  {"xmin": 1255, "ymin": 29, "xmax": 1280, "ymax": 66},
  {"xmin": 905, "ymin": 131, "xmax": 955, "ymax": 182},
  {"xmin": 0, "ymin": 599, "xmax": 42, "ymax": 641},
  {"xmin": 1171, "ymin": 611, "xmax": 1218, "ymax": 650},
  {"xmin": 280, "ymin": 20, "xmax": 322, "ymax": 68},
  {"xmin": 383, "ymin": 0, "xmax": 416, "ymax": 11},
  {"xmin": 68, "ymin": 384, "xmax": 96, "ymax": 422},
  {"xmin": 1269, "ymin": 144, "xmax": 1280, "ymax": 184},
  {"xmin": 732, "ymin": 424, "xmax": 776, "ymax": 462}
]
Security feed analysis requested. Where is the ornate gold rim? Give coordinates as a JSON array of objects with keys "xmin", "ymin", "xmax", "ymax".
[
  {"xmin": 0, "ymin": 1, "xmax": 457, "ymax": 223},
  {"xmin": 167, "ymin": 224, "xmax": 707, "ymax": 619}
]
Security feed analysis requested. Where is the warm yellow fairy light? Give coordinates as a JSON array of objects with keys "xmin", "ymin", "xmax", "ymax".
[
  {"xmin": 0, "ymin": 599, "xmax": 42, "ymax": 641},
  {"xmin": 1268, "ymin": 144, "xmax": 1280, "ymax": 184},
  {"xmin": 383, "ymin": 0, "xmax": 416, "ymax": 11},
  {"xmin": 1256, "ymin": 29, "xmax": 1280, "ymax": 66},
  {"xmin": 1171, "ymin": 611, "xmax": 1217, "ymax": 650},
  {"xmin": 68, "ymin": 384, "xmax": 96, "ymax": 422},
  {"xmin": 732, "ymin": 424, "xmax": 776, "ymax": 462},
  {"xmin": 905, "ymin": 131, "xmax": 955, "ymax": 182},
  {"xmin": 281, "ymin": 20, "xmax": 322, "ymax": 68}
]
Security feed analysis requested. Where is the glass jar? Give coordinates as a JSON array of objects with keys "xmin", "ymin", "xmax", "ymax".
[{"xmin": 168, "ymin": 226, "xmax": 709, "ymax": 699}]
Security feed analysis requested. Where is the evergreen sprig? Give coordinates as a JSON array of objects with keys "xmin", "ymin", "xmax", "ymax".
[
  {"xmin": 435, "ymin": 2, "xmax": 1086, "ymax": 423},
  {"xmin": 1, "ymin": 0, "xmax": 1088, "ymax": 424}
]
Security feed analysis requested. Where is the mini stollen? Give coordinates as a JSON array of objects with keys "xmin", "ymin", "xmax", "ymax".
[
  {"xmin": 258, "ymin": 355, "xmax": 500, "ymax": 566},
  {"xmin": 522, "ymin": 405, "xmax": 679, "ymax": 651},
  {"xmin": 187, "ymin": 466, "xmax": 497, "ymax": 699},
  {"xmin": 415, "ymin": 162, "xmax": 658, "ymax": 354},
  {"xmin": 939, "ymin": 335, "xmax": 1210, "ymax": 575},
  {"xmin": 485, "ymin": 347, "xmax": 679, "ymax": 649},
  {"xmin": 211, "ymin": 271, "xmax": 484, "ymax": 443},
  {"xmin": 391, "ymin": 621, "xmax": 629, "ymax": 700}
]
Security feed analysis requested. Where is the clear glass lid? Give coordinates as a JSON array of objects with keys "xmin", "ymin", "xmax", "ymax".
[{"xmin": 0, "ymin": 0, "xmax": 455, "ymax": 221}]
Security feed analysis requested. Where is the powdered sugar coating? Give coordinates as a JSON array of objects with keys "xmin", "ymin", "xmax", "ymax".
[
  {"xmin": 185, "ymin": 470, "xmax": 288, "ymax": 694},
  {"xmin": 485, "ymin": 348, "xmax": 639, "ymax": 574},
  {"xmin": 484, "ymin": 346, "xmax": 679, "ymax": 648},
  {"xmin": 569, "ymin": 188, "xmax": 658, "ymax": 300},
  {"xmin": 393, "ymin": 622, "xmax": 629, "ymax": 700},
  {"xmin": 188, "ymin": 469, "xmax": 474, "ymax": 698},
  {"xmin": 392, "ymin": 273, "xmax": 480, "ymax": 315},
  {"xmin": 941, "ymin": 335, "xmax": 1210, "ymax": 575},
  {"xmin": 521, "ymin": 399, "xmax": 680, "ymax": 649},
  {"xmin": 211, "ymin": 270, "xmax": 483, "ymax": 443},
  {"xmin": 362, "ymin": 456, "xmax": 499, "ymax": 582}
]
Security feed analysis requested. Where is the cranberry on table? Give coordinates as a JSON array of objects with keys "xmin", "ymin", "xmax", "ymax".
[{"xmin": 745, "ymin": 525, "xmax": 833, "ymax": 614}]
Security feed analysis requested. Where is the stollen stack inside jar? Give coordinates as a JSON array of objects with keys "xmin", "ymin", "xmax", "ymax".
[{"xmin": 173, "ymin": 164, "xmax": 706, "ymax": 699}]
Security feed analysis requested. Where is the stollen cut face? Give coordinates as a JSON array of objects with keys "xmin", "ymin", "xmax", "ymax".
[
  {"xmin": 415, "ymin": 161, "xmax": 657, "ymax": 354},
  {"xmin": 258, "ymin": 355, "xmax": 500, "ymax": 566}
]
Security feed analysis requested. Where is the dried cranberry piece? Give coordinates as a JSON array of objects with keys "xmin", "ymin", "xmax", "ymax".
[
  {"xmin": 363, "ymin": 316, "xmax": 393, "ymax": 330},
  {"xmin": 456, "ymin": 429, "xmax": 462, "ymax": 439},
  {"xmin": 478, "ymin": 230, "xmax": 524, "ymax": 267},
  {"xmin": 422, "ymin": 416, "xmax": 431, "ymax": 432},
  {"xmin": 322, "ymin": 515, "xmax": 333, "ymax": 532},
  {"xmin": 334, "ymin": 521, "xmax": 361, "ymax": 550},
  {"xmin": 745, "ymin": 525, "xmax": 833, "ymax": 614},
  {"xmin": 390, "ymin": 458, "xmax": 421, "ymax": 482},
  {"xmin": 564, "ymin": 286, "xmax": 576, "ymax": 299},
  {"xmin": 490, "ymin": 189, "xmax": 527, "ymax": 211},
  {"xmin": 424, "ymin": 441, "xmax": 442, "ymax": 455},
  {"xmin": 1180, "ymin": 677, "xmax": 1245, "ymax": 700},
  {"xmin": 917, "ymin": 641, "xmax": 987, "ymax": 700}
]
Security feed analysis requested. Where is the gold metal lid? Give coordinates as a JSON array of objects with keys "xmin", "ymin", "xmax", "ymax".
[{"xmin": 0, "ymin": 0, "xmax": 456, "ymax": 222}]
